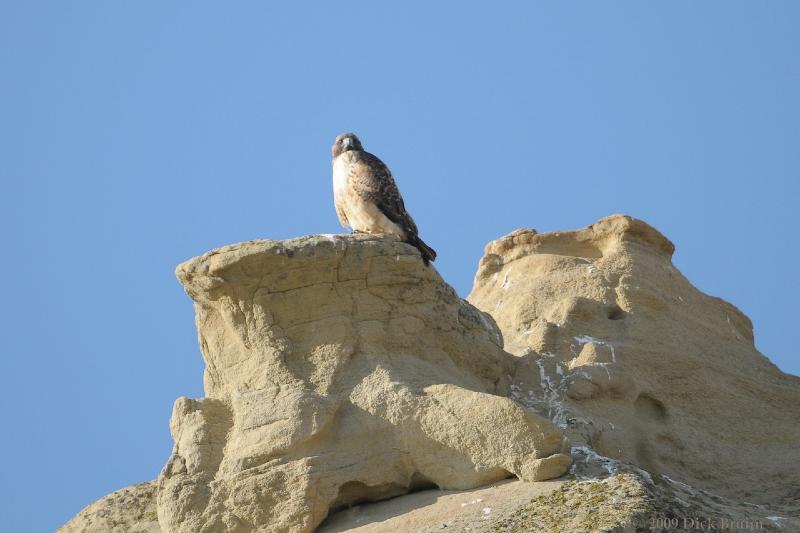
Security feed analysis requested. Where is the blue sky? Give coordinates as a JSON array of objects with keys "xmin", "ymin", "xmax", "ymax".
[{"xmin": 1, "ymin": 2, "xmax": 798, "ymax": 531}]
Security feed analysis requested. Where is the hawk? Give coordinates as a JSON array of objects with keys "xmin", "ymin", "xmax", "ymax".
[{"xmin": 331, "ymin": 132, "xmax": 437, "ymax": 265}]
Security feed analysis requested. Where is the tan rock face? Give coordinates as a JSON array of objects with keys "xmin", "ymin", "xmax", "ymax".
[
  {"xmin": 468, "ymin": 214, "xmax": 800, "ymax": 506},
  {"xmin": 157, "ymin": 234, "xmax": 570, "ymax": 533},
  {"xmin": 60, "ymin": 215, "xmax": 800, "ymax": 532},
  {"xmin": 317, "ymin": 477, "xmax": 566, "ymax": 533},
  {"xmin": 58, "ymin": 482, "xmax": 161, "ymax": 533}
]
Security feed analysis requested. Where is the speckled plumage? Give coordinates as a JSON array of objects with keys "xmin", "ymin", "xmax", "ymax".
[{"xmin": 332, "ymin": 132, "xmax": 437, "ymax": 265}]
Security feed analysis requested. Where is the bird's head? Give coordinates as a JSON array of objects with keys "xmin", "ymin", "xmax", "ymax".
[{"xmin": 332, "ymin": 132, "xmax": 363, "ymax": 158}]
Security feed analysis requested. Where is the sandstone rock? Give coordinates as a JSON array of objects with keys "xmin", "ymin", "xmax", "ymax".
[
  {"xmin": 58, "ymin": 481, "xmax": 160, "ymax": 533},
  {"xmin": 61, "ymin": 215, "xmax": 800, "ymax": 533},
  {"xmin": 319, "ymin": 444, "xmax": 798, "ymax": 533},
  {"xmin": 156, "ymin": 234, "xmax": 570, "ymax": 533},
  {"xmin": 317, "ymin": 477, "xmax": 566, "ymax": 533},
  {"xmin": 468, "ymin": 214, "xmax": 800, "ymax": 510}
]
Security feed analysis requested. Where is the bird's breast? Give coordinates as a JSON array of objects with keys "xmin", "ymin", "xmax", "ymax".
[{"xmin": 332, "ymin": 155, "xmax": 351, "ymax": 197}]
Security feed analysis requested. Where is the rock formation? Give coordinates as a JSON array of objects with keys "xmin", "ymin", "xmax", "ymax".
[
  {"xmin": 58, "ymin": 482, "xmax": 160, "ymax": 533},
  {"xmin": 468, "ymin": 215, "xmax": 800, "ymax": 508},
  {"xmin": 163, "ymin": 234, "xmax": 569, "ymax": 532},
  {"xmin": 60, "ymin": 216, "xmax": 800, "ymax": 533}
]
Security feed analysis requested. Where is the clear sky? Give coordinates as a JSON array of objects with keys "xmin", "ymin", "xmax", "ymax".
[{"xmin": 1, "ymin": 2, "xmax": 798, "ymax": 531}]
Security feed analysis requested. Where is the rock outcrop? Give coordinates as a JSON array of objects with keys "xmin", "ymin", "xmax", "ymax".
[
  {"xmin": 468, "ymin": 215, "xmax": 800, "ymax": 508},
  {"xmin": 58, "ymin": 482, "xmax": 160, "ymax": 533},
  {"xmin": 157, "ymin": 234, "xmax": 569, "ymax": 532},
  {"xmin": 318, "ymin": 447, "xmax": 797, "ymax": 532},
  {"xmin": 61, "ymin": 216, "xmax": 800, "ymax": 533}
]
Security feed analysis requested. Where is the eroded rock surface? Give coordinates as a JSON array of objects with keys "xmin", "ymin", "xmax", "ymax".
[
  {"xmin": 156, "ymin": 234, "xmax": 570, "ymax": 533},
  {"xmin": 61, "ymin": 216, "xmax": 800, "ymax": 533},
  {"xmin": 319, "ymin": 444, "xmax": 798, "ymax": 533},
  {"xmin": 468, "ymin": 215, "xmax": 800, "ymax": 510},
  {"xmin": 58, "ymin": 482, "xmax": 160, "ymax": 533}
]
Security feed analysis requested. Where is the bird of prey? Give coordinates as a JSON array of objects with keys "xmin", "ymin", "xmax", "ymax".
[{"xmin": 331, "ymin": 132, "xmax": 437, "ymax": 265}]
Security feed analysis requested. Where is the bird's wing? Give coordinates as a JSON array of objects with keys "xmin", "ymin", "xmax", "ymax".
[
  {"xmin": 334, "ymin": 197, "xmax": 350, "ymax": 228},
  {"xmin": 347, "ymin": 151, "xmax": 420, "ymax": 236}
]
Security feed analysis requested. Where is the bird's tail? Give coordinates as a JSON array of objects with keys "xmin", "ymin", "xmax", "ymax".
[{"xmin": 409, "ymin": 235, "xmax": 437, "ymax": 266}]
